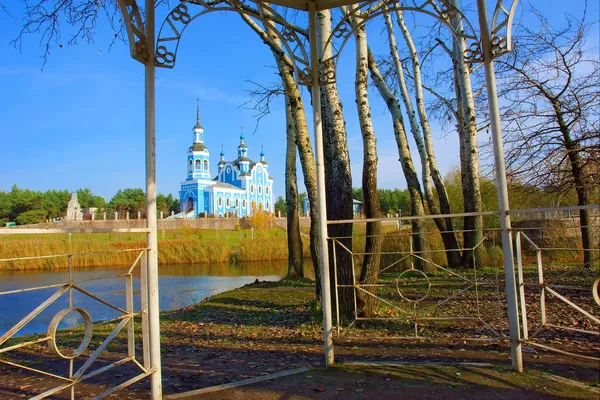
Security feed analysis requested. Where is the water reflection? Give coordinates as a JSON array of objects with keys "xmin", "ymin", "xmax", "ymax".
[{"xmin": 0, "ymin": 260, "xmax": 314, "ymax": 336}]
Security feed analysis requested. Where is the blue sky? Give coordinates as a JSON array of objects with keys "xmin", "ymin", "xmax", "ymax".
[{"xmin": 0, "ymin": 0, "xmax": 597, "ymax": 201}]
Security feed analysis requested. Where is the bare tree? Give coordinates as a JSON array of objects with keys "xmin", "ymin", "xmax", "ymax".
[
  {"xmin": 367, "ymin": 47, "xmax": 429, "ymax": 270},
  {"xmin": 386, "ymin": 10, "xmax": 462, "ymax": 267},
  {"xmin": 496, "ymin": 3, "xmax": 600, "ymax": 267}
]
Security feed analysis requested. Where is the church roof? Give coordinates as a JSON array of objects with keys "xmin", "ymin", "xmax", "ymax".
[
  {"xmin": 190, "ymin": 142, "xmax": 208, "ymax": 152},
  {"xmin": 232, "ymin": 157, "xmax": 255, "ymax": 168},
  {"xmin": 212, "ymin": 181, "xmax": 245, "ymax": 191}
]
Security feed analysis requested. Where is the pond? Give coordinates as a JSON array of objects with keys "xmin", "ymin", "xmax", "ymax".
[{"xmin": 0, "ymin": 260, "xmax": 315, "ymax": 336}]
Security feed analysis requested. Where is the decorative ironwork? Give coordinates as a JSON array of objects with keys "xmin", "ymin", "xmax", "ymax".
[
  {"xmin": 117, "ymin": 0, "xmax": 149, "ymax": 63},
  {"xmin": 155, "ymin": 0, "xmax": 312, "ymax": 85},
  {"xmin": 491, "ymin": 0, "xmax": 520, "ymax": 57},
  {"xmin": 0, "ymin": 247, "xmax": 152, "ymax": 399},
  {"xmin": 331, "ymin": 223, "xmax": 502, "ymax": 340},
  {"xmin": 515, "ymin": 229, "xmax": 600, "ymax": 361},
  {"xmin": 320, "ymin": 0, "xmax": 483, "ymax": 84}
]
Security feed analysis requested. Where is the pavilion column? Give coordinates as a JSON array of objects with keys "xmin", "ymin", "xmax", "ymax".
[
  {"xmin": 476, "ymin": 0, "xmax": 523, "ymax": 372},
  {"xmin": 144, "ymin": 0, "xmax": 163, "ymax": 396},
  {"xmin": 309, "ymin": 0, "xmax": 334, "ymax": 367}
]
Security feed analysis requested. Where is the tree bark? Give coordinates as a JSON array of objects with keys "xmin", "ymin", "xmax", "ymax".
[
  {"xmin": 392, "ymin": 11, "xmax": 462, "ymax": 267},
  {"xmin": 284, "ymin": 95, "xmax": 304, "ymax": 278},
  {"xmin": 351, "ymin": 15, "xmax": 383, "ymax": 317},
  {"xmin": 552, "ymin": 101, "xmax": 592, "ymax": 267},
  {"xmin": 318, "ymin": 9, "xmax": 355, "ymax": 320},
  {"xmin": 240, "ymin": 11, "xmax": 321, "ymax": 293},
  {"xmin": 449, "ymin": 0, "xmax": 483, "ymax": 267},
  {"xmin": 367, "ymin": 48, "xmax": 429, "ymax": 271}
]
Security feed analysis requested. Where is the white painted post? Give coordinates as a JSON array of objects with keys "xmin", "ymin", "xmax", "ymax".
[
  {"xmin": 126, "ymin": 212, "xmax": 130, "ymax": 221},
  {"xmin": 91, "ymin": 211, "xmax": 95, "ymax": 221},
  {"xmin": 309, "ymin": 1, "xmax": 334, "ymax": 367},
  {"xmin": 160, "ymin": 211, "xmax": 163, "ymax": 219},
  {"xmin": 476, "ymin": 0, "xmax": 523, "ymax": 372},
  {"xmin": 171, "ymin": 211, "xmax": 174, "ymax": 217},
  {"xmin": 138, "ymin": 211, "xmax": 142, "ymax": 220},
  {"xmin": 144, "ymin": 0, "xmax": 163, "ymax": 396},
  {"xmin": 115, "ymin": 212, "xmax": 118, "ymax": 220}
]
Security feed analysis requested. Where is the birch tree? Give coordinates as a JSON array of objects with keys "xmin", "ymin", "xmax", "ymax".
[
  {"xmin": 284, "ymin": 96, "xmax": 304, "ymax": 277},
  {"xmin": 367, "ymin": 47, "xmax": 429, "ymax": 270},
  {"xmin": 386, "ymin": 10, "xmax": 462, "ymax": 267},
  {"xmin": 318, "ymin": 9, "xmax": 355, "ymax": 319},
  {"xmin": 349, "ymin": 11, "xmax": 383, "ymax": 317},
  {"xmin": 240, "ymin": 10, "xmax": 323, "ymax": 291},
  {"xmin": 449, "ymin": 0, "xmax": 484, "ymax": 267}
]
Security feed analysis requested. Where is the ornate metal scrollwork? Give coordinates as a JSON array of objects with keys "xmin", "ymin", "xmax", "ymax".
[
  {"xmin": 117, "ymin": 0, "xmax": 148, "ymax": 64},
  {"xmin": 155, "ymin": 0, "xmax": 312, "ymax": 85},
  {"xmin": 491, "ymin": 0, "xmax": 520, "ymax": 58},
  {"xmin": 321, "ymin": 0, "xmax": 483, "ymax": 84}
]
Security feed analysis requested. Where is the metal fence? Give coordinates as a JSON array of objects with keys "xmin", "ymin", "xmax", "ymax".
[
  {"xmin": 0, "ymin": 228, "xmax": 156, "ymax": 399},
  {"xmin": 329, "ymin": 205, "xmax": 599, "ymax": 365}
]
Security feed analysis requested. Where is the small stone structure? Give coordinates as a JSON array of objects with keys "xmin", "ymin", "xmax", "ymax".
[{"xmin": 65, "ymin": 192, "xmax": 83, "ymax": 221}]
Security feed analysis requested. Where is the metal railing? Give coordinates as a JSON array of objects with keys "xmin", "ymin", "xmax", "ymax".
[
  {"xmin": 514, "ymin": 230, "xmax": 599, "ymax": 361},
  {"xmin": 0, "ymin": 228, "xmax": 156, "ymax": 399},
  {"xmin": 328, "ymin": 205, "xmax": 599, "ymax": 367}
]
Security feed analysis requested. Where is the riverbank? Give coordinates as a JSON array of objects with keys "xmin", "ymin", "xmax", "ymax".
[
  {"xmin": 0, "ymin": 280, "xmax": 597, "ymax": 399},
  {"xmin": 0, "ymin": 227, "xmax": 310, "ymax": 270}
]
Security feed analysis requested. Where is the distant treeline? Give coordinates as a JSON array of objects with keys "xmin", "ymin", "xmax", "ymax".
[
  {"xmin": 273, "ymin": 167, "xmax": 580, "ymax": 217},
  {"xmin": 0, "ymin": 185, "xmax": 181, "ymax": 226}
]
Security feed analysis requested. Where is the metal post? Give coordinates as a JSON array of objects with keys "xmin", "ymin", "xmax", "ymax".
[
  {"xmin": 476, "ymin": 0, "xmax": 523, "ymax": 372},
  {"xmin": 515, "ymin": 232, "xmax": 528, "ymax": 340},
  {"xmin": 144, "ymin": 0, "xmax": 163, "ymax": 395},
  {"xmin": 309, "ymin": 0, "xmax": 334, "ymax": 367}
]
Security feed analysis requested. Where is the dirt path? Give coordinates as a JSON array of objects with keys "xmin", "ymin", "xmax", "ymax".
[
  {"xmin": 0, "ymin": 282, "xmax": 598, "ymax": 398},
  {"xmin": 173, "ymin": 364, "xmax": 599, "ymax": 400}
]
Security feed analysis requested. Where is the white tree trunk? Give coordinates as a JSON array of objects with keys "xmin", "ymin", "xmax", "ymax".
[
  {"xmin": 394, "ymin": 10, "xmax": 462, "ymax": 267},
  {"xmin": 350, "ymin": 12, "xmax": 383, "ymax": 317},
  {"xmin": 448, "ymin": 0, "xmax": 483, "ymax": 267},
  {"xmin": 318, "ymin": 9, "xmax": 355, "ymax": 319},
  {"xmin": 367, "ymin": 48, "xmax": 430, "ymax": 271}
]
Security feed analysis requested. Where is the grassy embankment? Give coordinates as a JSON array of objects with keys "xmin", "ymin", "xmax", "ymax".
[
  {"xmin": 0, "ymin": 227, "xmax": 308, "ymax": 271},
  {"xmin": 0, "ymin": 219, "xmax": 592, "ymax": 271}
]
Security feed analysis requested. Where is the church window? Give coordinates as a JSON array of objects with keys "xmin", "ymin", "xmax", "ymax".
[
  {"xmin": 226, "ymin": 198, "xmax": 230, "ymax": 207},
  {"xmin": 235, "ymin": 199, "xmax": 239, "ymax": 207},
  {"xmin": 204, "ymin": 160, "xmax": 208, "ymax": 172},
  {"xmin": 242, "ymin": 200, "xmax": 247, "ymax": 208},
  {"xmin": 195, "ymin": 159, "xmax": 201, "ymax": 171},
  {"xmin": 258, "ymin": 185, "xmax": 262, "ymax": 195},
  {"xmin": 218, "ymin": 197, "xmax": 222, "ymax": 207},
  {"xmin": 188, "ymin": 159, "xmax": 193, "ymax": 172},
  {"xmin": 266, "ymin": 186, "xmax": 269, "ymax": 195},
  {"xmin": 266, "ymin": 201, "xmax": 270, "ymax": 210},
  {"xmin": 250, "ymin": 184, "xmax": 254, "ymax": 194}
]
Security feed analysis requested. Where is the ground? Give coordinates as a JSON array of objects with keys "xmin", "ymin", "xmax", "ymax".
[{"xmin": 0, "ymin": 279, "xmax": 598, "ymax": 399}]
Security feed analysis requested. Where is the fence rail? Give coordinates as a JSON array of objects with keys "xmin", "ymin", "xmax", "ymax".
[
  {"xmin": 329, "ymin": 206, "xmax": 599, "ymax": 366},
  {"xmin": 0, "ymin": 228, "xmax": 155, "ymax": 399}
]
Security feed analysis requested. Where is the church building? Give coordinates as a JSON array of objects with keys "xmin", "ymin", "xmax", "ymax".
[{"xmin": 179, "ymin": 102, "xmax": 274, "ymax": 217}]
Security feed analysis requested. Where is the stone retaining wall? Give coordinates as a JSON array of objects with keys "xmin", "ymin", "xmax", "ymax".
[{"xmin": 24, "ymin": 217, "xmax": 312, "ymax": 230}]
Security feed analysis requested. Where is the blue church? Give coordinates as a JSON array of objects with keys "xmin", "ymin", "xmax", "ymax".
[{"xmin": 179, "ymin": 102, "xmax": 274, "ymax": 217}]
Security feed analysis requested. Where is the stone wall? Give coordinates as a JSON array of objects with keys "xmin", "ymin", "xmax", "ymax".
[{"xmin": 25, "ymin": 217, "xmax": 312, "ymax": 231}]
